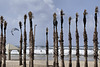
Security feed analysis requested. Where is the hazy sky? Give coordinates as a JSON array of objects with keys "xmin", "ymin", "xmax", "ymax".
[{"xmin": 0, "ymin": 0, "xmax": 100, "ymax": 47}]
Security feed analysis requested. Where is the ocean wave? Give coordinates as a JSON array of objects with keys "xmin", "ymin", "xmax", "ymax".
[{"xmin": 5, "ymin": 46, "xmax": 100, "ymax": 56}]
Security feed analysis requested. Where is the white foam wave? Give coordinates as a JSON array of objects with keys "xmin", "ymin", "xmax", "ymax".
[{"xmin": 6, "ymin": 47, "xmax": 100, "ymax": 56}]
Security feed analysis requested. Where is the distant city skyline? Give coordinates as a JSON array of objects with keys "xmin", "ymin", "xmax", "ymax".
[{"xmin": 0, "ymin": 0, "xmax": 100, "ymax": 47}]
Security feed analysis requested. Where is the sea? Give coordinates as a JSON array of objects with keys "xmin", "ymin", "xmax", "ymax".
[{"xmin": 9, "ymin": 46, "xmax": 100, "ymax": 61}]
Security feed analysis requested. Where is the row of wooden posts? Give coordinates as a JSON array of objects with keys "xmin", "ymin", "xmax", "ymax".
[
  {"xmin": 19, "ymin": 12, "xmax": 35, "ymax": 67},
  {"xmin": 0, "ymin": 16, "xmax": 7, "ymax": 67},
  {"xmin": 51, "ymin": 7, "xmax": 98, "ymax": 67},
  {"xmin": 19, "ymin": 12, "xmax": 37, "ymax": 67},
  {"xmin": 0, "ymin": 6, "xmax": 99, "ymax": 67},
  {"xmin": 0, "ymin": 11, "xmax": 35, "ymax": 67}
]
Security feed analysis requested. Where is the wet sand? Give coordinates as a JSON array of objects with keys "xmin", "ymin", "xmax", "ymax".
[
  {"xmin": 4, "ymin": 54, "xmax": 100, "ymax": 67},
  {"xmin": 5, "ymin": 60, "xmax": 100, "ymax": 67}
]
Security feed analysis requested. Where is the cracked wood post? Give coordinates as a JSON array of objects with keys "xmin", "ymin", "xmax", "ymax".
[
  {"xmin": 3, "ymin": 21, "xmax": 7, "ymax": 67},
  {"xmin": 83, "ymin": 10, "xmax": 88, "ymax": 67},
  {"xmin": 69, "ymin": 17, "xmax": 72, "ymax": 67},
  {"xmin": 19, "ymin": 21, "xmax": 23, "ymax": 65},
  {"xmin": 76, "ymin": 13, "xmax": 80, "ymax": 67},
  {"xmin": 55, "ymin": 23, "xmax": 59, "ymax": 67},
  {"xmin": 59, "ymin": 10, "xmax": 65, "ymax": 67},
  {"xmin": 23, "ymin": 14, "xmax": 27, "ymax": 67},
  {"xmin": 53, "ymin": 25, "xmax": 55, "ymax": 67},
  {"xmin": 53, "ymin": 13, "xmax": 56, "ymax": 67},
  {"xmin": 28, "ymin": 11, "xmax": 34, "ymax": 67},
  {"xmin": 53, "ymin": 13, "xmax": 59, "ymax": 67},
  {"xmin": 93, "ymin": 6, "xmax": 98, "ymax": 67},
  {"xmin": 46, "ymin": 28, "xmax": 49, "ymax": 67},
  {"xmin": 0, "ymin": 16, "xmax": 3, "ymax": 67}
]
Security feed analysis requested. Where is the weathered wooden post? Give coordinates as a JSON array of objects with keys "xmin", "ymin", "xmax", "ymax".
[
  {"xmin": 0, "ymin": 16, "xmax": 3, "ymax": 67},
  {"xmin": 53, "ymin": 13, "xmax": 59, "ymax": 67},
  {"xmin": 55, "ymin": 14, "xmax": 59, "ymax": 67},
  {"xmin": 55, "ymin": 17, "xmax": 59, "ymax": 67},
  {"xmin": 59, "ymin": 10, "xmax": 65, "ymax": 67},
  {"xmin": 19, "ymin": 21, "xmax": 23, "ymax": 65},
  {"xmin": 76, "ymin": 13, "xmax": 80, "ymax": 67},
  {"xmin": 68, "ymin": 17, "xmax": 72, "ymax": 67},
  {"xmin": 46, "ymin": 28, "xmax": 49, "ymax": 67},
  {"xmin": 83, "ymin": 10, "xmax": 88, "ymax": 67},
  {"xmin": 93, "ymin": 6, "xmax": 98, "ymax": 67},
  {"xmin": 3, "ymin": 21, "xmax": 7, "ymax": 67},
  {"xmin": 53, "ymin": 13, "xmax": 56, "ymax": 67},
  {"xmin": 28, "ymin": 11, "xmax": 34, "ymax": 67},
  {"xmin": 23, "ymin": 14, "xmax": 27, "ymax": 67}
]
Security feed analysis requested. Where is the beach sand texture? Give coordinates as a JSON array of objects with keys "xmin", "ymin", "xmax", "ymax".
[{"xmin": 4, "ymin": 60, "xmax": 100, "ymax": 67}]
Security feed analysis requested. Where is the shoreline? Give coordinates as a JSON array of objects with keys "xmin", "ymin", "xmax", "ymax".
[{"xmin": 7, "ymin": 54, "xmax": 96, "ymax": 61}]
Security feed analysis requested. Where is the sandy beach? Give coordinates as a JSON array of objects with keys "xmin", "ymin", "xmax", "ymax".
[
  {"xmin": 5, "ymin": 60, "xmax": 100, "ymax": 67},
  {"xmin": 3, "ymin": 53, "xmax": 100, "ymax": 67}
]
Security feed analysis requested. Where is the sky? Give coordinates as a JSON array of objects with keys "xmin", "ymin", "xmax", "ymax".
[{"xmin": 0, "ymin": 0, "xmax": 100, "ymax": 47}]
